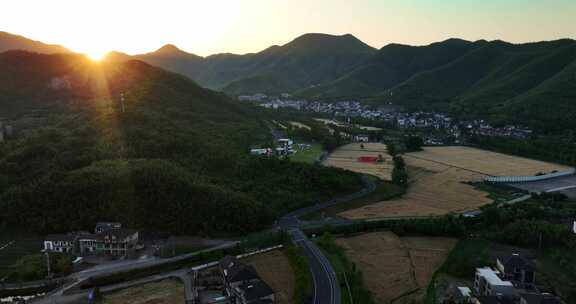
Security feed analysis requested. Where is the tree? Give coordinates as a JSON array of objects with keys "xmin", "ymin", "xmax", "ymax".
[{"xmin": 404, "ymin": 135, "xmax": 423, "ymax": 152}]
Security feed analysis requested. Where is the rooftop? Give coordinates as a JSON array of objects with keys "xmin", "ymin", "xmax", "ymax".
[{"xmin": 477, "ymin": 267, "xmax": 513, "ymax": 286}]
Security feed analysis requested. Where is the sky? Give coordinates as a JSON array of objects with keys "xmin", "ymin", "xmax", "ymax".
[{"xmin": 1, "ymin": 0, "xmax": 575, "ymax": 58}]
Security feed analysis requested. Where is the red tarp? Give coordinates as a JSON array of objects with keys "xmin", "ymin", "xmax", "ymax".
[{"xmin": 358, "ymin": 156, "xmax": 378, "ymax": 163}]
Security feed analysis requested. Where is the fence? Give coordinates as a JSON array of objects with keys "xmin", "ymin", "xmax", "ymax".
[{"xmin": 484, "ymin": 168, "xmax": 576, "ymax": 183}]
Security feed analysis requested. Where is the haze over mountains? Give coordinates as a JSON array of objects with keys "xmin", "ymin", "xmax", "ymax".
[{"xmin": 1, "ymin": 31, "xmax": 575, "ymax": 131}]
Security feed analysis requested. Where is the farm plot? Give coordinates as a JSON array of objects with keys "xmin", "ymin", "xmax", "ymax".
[
  {"xmin": 323, "ymin": 143, "xmax": 393, "ymax": 180},
  {"xmin": 340, "ymin": 146, "xmax": 567, "ymax": 219},
  {"xmin": 102, "ymin": 279, "xmax": 184, "ymax": 304},
  {"xmin": 243, "ymin": 250, "xmax": 295, "ymax": 304},
  {"xmin": 336, "ymin": 232, "xmax": 456, "ymax": 304}
]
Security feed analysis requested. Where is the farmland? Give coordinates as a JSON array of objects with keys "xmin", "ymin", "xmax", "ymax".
[
  {"xmin": 335, "ymin": 232, "xmax": 456, "ymax": 304},
  {"xmin": 339, "ymin": 146, "xmax": 568, "ymax": 219},
  {"xmin": 102, "ymin": 279, "xmax": 184, "ymax": 304},
  {"xmin": 243, "ymin": 250, "xmax": 295, "ymax": 304},
  {"xmin": 323, "ymin": 143, "xmax": 393, "ymax": 180}
]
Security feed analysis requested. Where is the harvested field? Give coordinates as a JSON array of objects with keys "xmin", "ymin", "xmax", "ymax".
[
  {"xmin": 243, "ymin": 250, "xmax": 295, "ymax": 304},
  {"xmin": 323, "ymin": 143, "xmax": 393, "ymax": 180},
  {"xmin": 102, "ymin": 279, "xmax": 184, "ymax": 304},
  {"xmin": 340, "ymin": 146, "xmax": 567, "ymax": 219},
  {"xmin": 314, "ymin": 118, "xmax": 383, "ymax": 131},
  {"xmin": 405, "ymin": 146, "xmax": 568, "ymax": 177},
  {"xmin": 336, "ymin": 232, "xmax": 456, "ymax": 304}
]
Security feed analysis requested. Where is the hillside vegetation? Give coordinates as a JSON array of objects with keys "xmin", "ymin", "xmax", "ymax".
[
  {"xmin": 0, "ymin": 51, "xmax": 362, "ymax": 235},
  {"xmin": 135, "ymin": 33, "xmax": 377, "ymax": 93},
  {"xmin": 308, "ymin": 39, "xmax": 576, "ymax": 132}
]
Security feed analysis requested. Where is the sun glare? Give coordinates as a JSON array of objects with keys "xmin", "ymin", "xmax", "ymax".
[{"xmin": 86, "ymin": 50, "xmax": 109, "ymax": 61}]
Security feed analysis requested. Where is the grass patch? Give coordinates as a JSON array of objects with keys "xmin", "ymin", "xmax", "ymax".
[
  {"xmin": 0, "ymin": 239, "xmax": 43, "ymax": 281},
  {"xmin": 439, "ymin": 238, "xmax": 490, "ymax": 278},
  {"xmin": 285, "ymin": 246, "xmax": 313, "ymax": 304},
  {"xmin": 537, "ymin": 248, "xmax": 576, "ymax": 303},
  {"xmin": 289, "ymin": 143, "xmax": 324, "ymax": 164},
  {"xmin": 302, "ymin": 178, "xmax": 405, "ymax": 220},
  {"xmin": 472, "ymin": 183, "xmax": 527, "ymax": 203}
]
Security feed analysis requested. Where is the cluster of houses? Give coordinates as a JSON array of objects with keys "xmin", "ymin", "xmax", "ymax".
[
  {"xmin": 238, "ymin": 93, "xmax": 534, "ymax": 141},
  {"xmin": 451, "ymin": 253, "xmax": 562, "ymax": 304},
  {"xmin": 196, "ymin": 255, "xmax": 275, "ymax": 304},
  {"xmin": 43, "ymin": 222, "xmax": 140, "ymax": 258},
  {"xmin": 250, "ymin": 138, "xmax": 295, "ymax": 157}
]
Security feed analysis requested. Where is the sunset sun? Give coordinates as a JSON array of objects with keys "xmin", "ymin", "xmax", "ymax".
[{"xmin": 85, "ymin": 49, "xmax": 109, "ymax": 61}]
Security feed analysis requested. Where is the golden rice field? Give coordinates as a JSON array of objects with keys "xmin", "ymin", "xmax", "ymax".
[
  {"xmin": 338, "ymin": 146, "xmax": 568, "ymax": 219},
  {"xmin": 322, "ymin": 142, "xmax": 393, "ymax": 180},
  {"xmin": 336, "ymin": 232, "xmax": 456, "ymax": 304}
]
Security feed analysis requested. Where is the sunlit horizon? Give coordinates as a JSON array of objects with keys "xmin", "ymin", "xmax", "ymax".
[{"xmin": 2, "ymin": 0, "xmax": 576, "ymax": 57}]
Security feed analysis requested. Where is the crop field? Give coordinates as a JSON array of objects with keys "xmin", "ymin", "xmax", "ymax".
[
  {"xmin": 323, "ymin": 143, "xmax": 393, "ymax": 180},
  {"xmin": 336, "ymin": 232, "xmax": 456, "ymax": 304},
  {"xmin": 243, "ymin": 250, "xmax": 295, "ymax": 304},
  {"xmin": 339, "ymin": 146, "xmax": 567, "ymax": 219},
  {"xmin": 102, "ymin": 279, "xmax": 184, "ymax": 304},
  {"xmin": 405, "ymin": 146, "xmax": 568, "ymax": 176}
]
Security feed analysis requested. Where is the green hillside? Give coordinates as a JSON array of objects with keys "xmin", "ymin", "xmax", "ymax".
[
  {"xmin": 0, "ymin": 51, "xmax": 362, "ymax": 236},
  {"xmin": 135, "ymin": 33, "xmax": 377, "ymax": 93},
  {"xmin": 302, "ymin": 38, "xmax": 480, "ymax": 98}
]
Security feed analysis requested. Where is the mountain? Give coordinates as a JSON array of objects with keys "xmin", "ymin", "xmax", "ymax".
[
  {"xmin": 301, "ymin": 38, "xmax": 481, "ymax": 98},
  {"xmin": 134, "ymin": 33, "xmax": 377, "ymax": 93},
  {"xmin": 0, "ymin": 31, "xmax": 71, "ymax": 54},
  {"xmin": 0, "ymin": 51, "xmax": 362, "ymax": 235},
  {"xmin": 303, "ymin": 38, "xmax": 576, "ymax": 132}
]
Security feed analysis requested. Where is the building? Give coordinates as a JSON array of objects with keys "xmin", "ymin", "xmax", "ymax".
[
  {"xmin": 219, "ymin": 256, "xmax": 276, "ymax": 304},
  {"xmin": 43, "ymin": 223, "xmax": 139, "ymax": 257},
  {"xmin": 235, "ymin": 281, "xmax": 275, "ymax": 304},
  {"xmin": 496, "ymin": 253, "xmax": 536, "ymax": 285},
  {"xmin": 353, "ymin": 134, "xmax": 370, "ymax": 142},
  {"xmin": 43, "ymin": 234, "xmax": 76, "ymax": 253},
  {"xmin": 96, "ymin": 229, "xmax": 139, "ymax": 257},
  {"xmin": 474, "ymin": 267, "xmax": 515, "ymax": 297},
  {"xmin": 95, "ymin": 222, "xmax": 122, "ymax": 234}
]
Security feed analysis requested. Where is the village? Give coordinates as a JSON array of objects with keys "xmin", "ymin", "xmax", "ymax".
[{"xmin": 238, "ymin": 94, "xmax": 534, "ymax": 141}]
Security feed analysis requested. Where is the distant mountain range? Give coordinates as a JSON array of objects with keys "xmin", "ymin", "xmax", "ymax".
[
  {"xmin": 0, "ymin": 31, "xmax": 71, "ymax": 54},
  {"xmin": 1, "ymin": 31, "xmax": 575, "ymax": 131}
]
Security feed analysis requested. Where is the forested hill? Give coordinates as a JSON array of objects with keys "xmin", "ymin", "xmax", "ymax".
[
  {"xmin": 0, "ymin": 51, "xmax": 362, "ymax": 235},
  {"xmin": 304, "ymin": 39, "xmax": 576, "ymax": 132},
  {"xmin": 135, "ymin": 33, "xmax": 377, "ymax": 93}
]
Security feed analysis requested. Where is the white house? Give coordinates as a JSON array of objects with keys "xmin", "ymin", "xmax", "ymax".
[
  {"xmin": 474, "ymin": 267, "xmax": 515, "ymax": 297},
  {"xmin": 44, "ymin": 234, "xmax": 76, "ymax": 253}
]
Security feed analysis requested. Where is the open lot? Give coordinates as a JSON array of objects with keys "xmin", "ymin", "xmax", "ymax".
[
  {"xmin": 339, "ymin": 146, "xmax": 568, "ymax": 219},
  {"xmin": 102, "ymin": 279, "xmax": 184, "ymax": 304},
  {"xmin": 243, "ymin": 250, "xmax": 295, "ymax": 304},
  {"xmin": 335, "ymin": 232, "xmax": 456, "ymax": 304},
  {"xmin": 322, "ymin": 142, "xmax": 393, "ymax": 180}
]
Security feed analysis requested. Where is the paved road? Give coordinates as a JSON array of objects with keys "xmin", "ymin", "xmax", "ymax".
[
  {"xmin": 278, "ymin": 176, "xmax": 377, "ymax": 304},
  {"xmin": 288, "ymin": 228, "xmax": 339, "ymax": 304}
]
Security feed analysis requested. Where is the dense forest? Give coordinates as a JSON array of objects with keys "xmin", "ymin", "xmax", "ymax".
[{"xmin": 0, "ymin": 51, "xmax": 363, "ymax": 236}]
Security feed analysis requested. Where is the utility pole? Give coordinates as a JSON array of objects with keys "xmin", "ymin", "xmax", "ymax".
[
  {"xmin": 120, "ymin": 92, "xmax": 126, "ymax": 113},
  {"xmin": 45, "ymin": 251, "xmax": 51, "ymax": 279}
]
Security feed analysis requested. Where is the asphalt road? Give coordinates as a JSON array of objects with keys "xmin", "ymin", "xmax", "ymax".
[
  {"xmin": 288, "ymin": 227, "xmax": 340, "ymax": 304},
  {"xmin": 278, "ymin": 176, "xmax": 377, "ymax": 304},
  {"xmin": 505, "ymin": 174, "xmax": 576, "ymax": 198}
]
